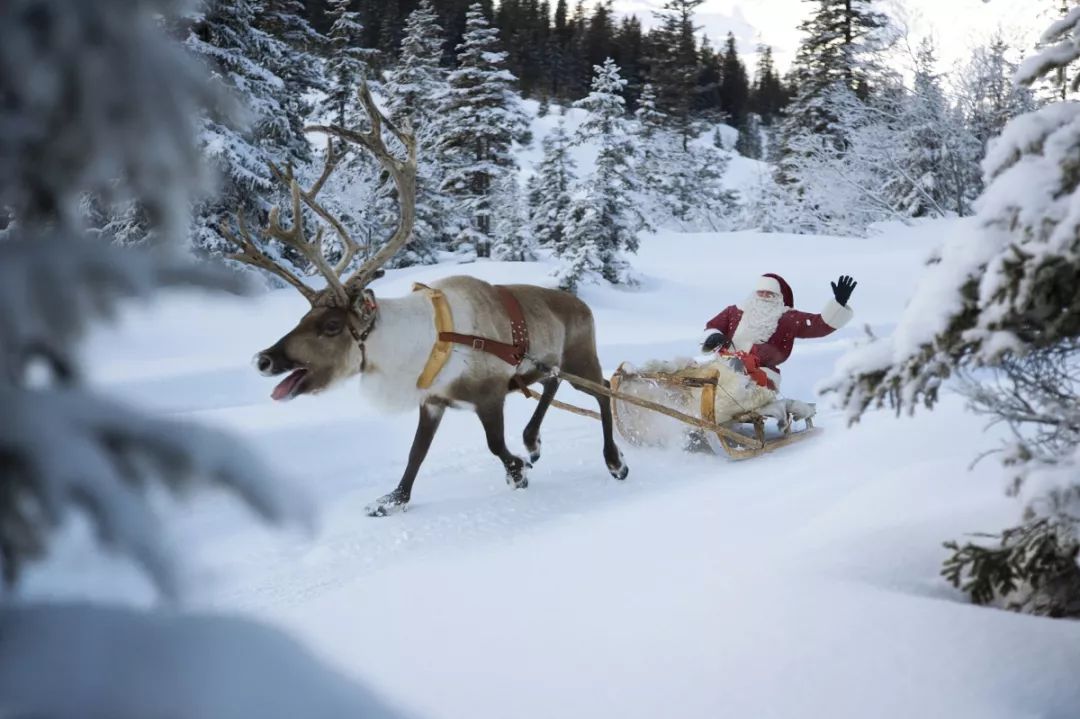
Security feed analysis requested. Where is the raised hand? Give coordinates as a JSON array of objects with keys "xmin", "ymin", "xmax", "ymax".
[{"xmin": 830, "ymin": 275, "xmax": 857, "ymax": 306}]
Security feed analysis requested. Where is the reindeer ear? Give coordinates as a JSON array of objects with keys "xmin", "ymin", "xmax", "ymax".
[
  {"xmin": 352, "ymin": 288, "xmax": 377, "ymax": 314},
  {"xmin": 372, "ymin": 269, "xmax": 385, "ymax": 280}
]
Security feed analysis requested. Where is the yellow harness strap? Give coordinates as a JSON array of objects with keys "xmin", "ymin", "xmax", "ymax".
[{"xmin": 412, "ymin": 282, "xmax": 455, "ymax": 389}]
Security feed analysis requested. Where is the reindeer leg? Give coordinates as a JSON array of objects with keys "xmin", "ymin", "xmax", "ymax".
[
  {"xmin": 366, "ymin": 400, "xmax": 445, "ymax": 517},
  {"xmin": 476, "ymin": 397, "xmax": 529, "ymax": 489},
  {"xmin": 564, "ymin": 358, "xmax": 628, "ymax": 481},
  {"xmin": 523, "ymin": 377, "xmax": 560, "ymax": 464}
]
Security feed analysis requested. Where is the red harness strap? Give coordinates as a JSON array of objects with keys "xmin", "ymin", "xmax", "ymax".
[{"xmin": 438, "ymin": 285, "xmax": 530, "ymax": 366}]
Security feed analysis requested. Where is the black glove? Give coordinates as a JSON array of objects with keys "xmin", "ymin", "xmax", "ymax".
[
  {"xmin": 831, "ymin": 275, "xmax": 857, "ymax": 306},
  {"xmin": 702, "ymin": 332, "xmax": 729, "ymax": 352}
]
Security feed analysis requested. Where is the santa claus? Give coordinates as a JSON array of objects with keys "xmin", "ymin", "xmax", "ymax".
[{"xmin": 700, "ymin": 273, "xmax": 856, "ymax": 390}]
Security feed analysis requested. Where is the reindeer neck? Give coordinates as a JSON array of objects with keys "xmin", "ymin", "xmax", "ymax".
[{"xmin": 359, "ymin": 291, "xmax": 436, "ymax": 381}]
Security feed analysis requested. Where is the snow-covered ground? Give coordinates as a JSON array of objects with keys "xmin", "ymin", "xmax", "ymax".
[{"xmin": 23, "ymin": 219, "xmax": 1080, "ymax": 718}]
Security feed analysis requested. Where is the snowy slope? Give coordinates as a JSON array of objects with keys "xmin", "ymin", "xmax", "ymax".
[{"xmin": 27, "ymin": 220, "xmax": 1080, "ymax": 718}]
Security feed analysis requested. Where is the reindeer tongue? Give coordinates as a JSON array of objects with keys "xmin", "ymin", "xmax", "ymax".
[{"xmin": 271, "ymin": 369, "xmax": 307, "ymax": 401}]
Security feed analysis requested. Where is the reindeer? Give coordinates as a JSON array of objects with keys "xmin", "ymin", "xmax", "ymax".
[{"xmin": 222, "ymin": 83, "xmax": 628, "ymax": 516}]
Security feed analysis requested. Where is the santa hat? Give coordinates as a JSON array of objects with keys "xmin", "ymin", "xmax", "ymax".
[{"xmin": 756, "ymin": 273, "xmax": 793, "ymax": 307}]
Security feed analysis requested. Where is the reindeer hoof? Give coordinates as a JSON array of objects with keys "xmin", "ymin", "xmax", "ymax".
[
  {"xmin": 527, "ymin": 439, "xmax": 542, "ymax": 464},
  {"xmin": 607, "ymin": 451, "xmax": 629, "ymax": 480},
  {"xmin": 506, "ymin": 459, "xmax": 529, "ymax": 489},
  {"xmin": 365, "ymin": 491, "xmax": 409, "ymax": 517}
]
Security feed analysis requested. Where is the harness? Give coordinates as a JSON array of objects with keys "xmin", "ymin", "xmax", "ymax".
[
  {"xmin": 346, "ymin": 289, "xmax": 379, "ymax": 374},
  {"xmin": 408, "ymin": 282, "xmax": 531, "ymax": 389}
]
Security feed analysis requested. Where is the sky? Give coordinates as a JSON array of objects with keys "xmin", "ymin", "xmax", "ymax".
[{"xmin": 603, "ymin": 0, "xmax": 1045, "ymax": 76}]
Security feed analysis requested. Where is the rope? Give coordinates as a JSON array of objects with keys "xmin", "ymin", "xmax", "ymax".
[{"xmin": 519, "ymin": 352, "xmax": 764, "ymax": 448}]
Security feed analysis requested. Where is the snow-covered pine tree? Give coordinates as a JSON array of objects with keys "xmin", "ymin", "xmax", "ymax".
[
  {"xmin": 384, "ymin": 0, "xmax": 445, "ymax": 131},
  {"xmin": 735, "ymin": 112, "xmax": 764, "ymax": 159},
  {"xmin": 956, "ymin": 33, "xmax": 1036, "ymax": 152},
  {"xmin": 632, "ymin": 81, "xmax": 738, "ymax": 232},
  {"xmin": 254, "ymin": 0, "xmax": 325, "ymax": 164},
  {"xmin": 774, "ymin": 0, "xmax": 891, "ymax": 190},
  {"xmin": 383, "ymin": 0, "xmax": 454, "ymax": 263},
  {"xmin": 882, "ymin": 39, "xmax": 981, "ymax": 218},
  {"xmin": 662, "ymin": 143, "xmax": 740, "ymax": 232},
  {"xmin": 824, "ymin": 6, "xmax": 1080, "ymax": 617},
  {"xmin": 529, "ymin": 119, "xmax": 577, "ymax": 249},
  {"xmin": 632, "ymin": 82, "xmax": 670, "ymax": 212},
  {"xmin": 784, "ymin": 0, "xmax": 889, "ymax": 136},
  {"xmin": 0, "ymin": 3, "xmax": 401, "ymax": 714},
  {"xmin": 185, "ymin": 0, "xmax": 322, "ymax": 261},
  {"xmin": 318, "ymin": 0, "xmax": 376, "ymax": 128},
  {"xmin": 768, "ymin": 81, "xmax": 899, "ymax": 234},
  {"xmin": 558, "ymin": 58, "xmax": 641, "ymax": 290},
  {"xmin": 492, "ymin": 172, "xmax": 534, "ymax": 261},
  {"xmin": 437, "ymin": 3, "xmax": 529, "ymax": 259}
]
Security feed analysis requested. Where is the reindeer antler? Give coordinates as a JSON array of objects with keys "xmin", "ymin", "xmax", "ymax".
[
  {"xmin": 267, "ymin": 139, "xmax": 364, "ymax": 277},
  {"xmin": 306, "ymin": 80, "xmax": 417, "ymax": 294},
  {"xmin": 220, "ymin": 211, "xmax": 318, "ymax": 303},
  {"xmin": 223, "ymin": 79, "xmax": 416, "ymax": 308}
]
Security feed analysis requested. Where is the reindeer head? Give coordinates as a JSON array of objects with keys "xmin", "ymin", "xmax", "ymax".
[{"xmin": 221, "ymin": 83, "xmax": 416, "ymax": 401}]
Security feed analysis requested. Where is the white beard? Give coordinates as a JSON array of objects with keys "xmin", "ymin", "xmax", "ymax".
[{"xmin": 733, "ymin": 294, "xmax": 786, "ymax": 348}]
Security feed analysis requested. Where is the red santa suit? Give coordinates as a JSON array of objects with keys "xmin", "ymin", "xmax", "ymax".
[{"xmin": 702, "ymin": 273, "xmax": 853, "ymax": 390}]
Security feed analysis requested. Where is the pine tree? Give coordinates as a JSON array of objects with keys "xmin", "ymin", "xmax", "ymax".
[
  {"xmin": 319, "ymin": 0, "xmax": 376, "ymax": 128},
  {"xmin": 750, "ymin": 45, "xmax": 786, "ymax": 124},
  {"xmin": 383, "ymin": 0, "xmax": 455, "ymax": 263},
  {"xmin": 255, "ymin": 0, "xmax": 326, "ymax": 163},
  {"xmin": 529, "ymin": 119, "xmax": 577, "ymax": 249},
  {"xmin": 647, "ymin": 0, "xmax": 704, "ymax": 150},
  {"xmin": 633, "ymin": 82, "xmax": 669, "ymax": 203},
  {"xmin": 735, "ymin": 112, "xmax": 764, "ymax": 159},
  {"xmin": 772, "ymin": 0, "xmax": 891, "ymax": 211},
  {"xmin": 185, "ymin": 0, "xmax": 313, "ymax": 257},
  {"xmin": 782, "ymin": 0, "xmax": 889, "ymax": 143},
  {"xmin": 437, "ymin": 3, "xmax": 529, "ymax": 258},
  {"xmin": 613, "ymin": 15, "xmax": 646, "ymax": 103},
  {"xmin": 883, "ymin": 39, "xmax": 980, "ymax": 217},
  {"xmin": 385, "ymin": 0, "xmax": 446, "ymax": 131},
  {"xmin": 559, "ymin": 59, "xmax": 641, "ymax": 290},
  {"xmin": 718, "ymin": 32, "xmax": 750, "ymax": 127},
  {"xmin": 582, "ymin": 2, "xmax": 616, "ymax": 80},
  {"xmin": 957, "ymin": 33, "xmax": 1035, "ymax": 151},
  {"xmin": 633, "ymin": 81, "xmax": 738, "ymax": 231},
  {"xmin": 693, "ymin": 35, "xmax": 722, "ymax": 118},
  {"xmin": 492, "ymin": 172, "xmax": 534, "ymax": 261},
  {"xmin": 825, "ymin": 7, "xmax": 1080, "ymax": 617}
]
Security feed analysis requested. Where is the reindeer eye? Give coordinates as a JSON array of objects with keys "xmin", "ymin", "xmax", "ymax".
[{"xmin": 321, "ymin": 318, "xmax": 344, "ymax": 336}]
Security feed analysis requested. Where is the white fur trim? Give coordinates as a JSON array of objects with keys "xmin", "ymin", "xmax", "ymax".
[
  {"xmin": 821, "ymin": 298, "xmax": 854, "ymax": 329},
  {"xmin": 756, "ymin": 276, "xmax": 782, "ymax": 295}
]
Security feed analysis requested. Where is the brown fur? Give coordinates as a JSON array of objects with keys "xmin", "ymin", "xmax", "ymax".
[{"xmin": 253, "ymin": 276, "xmax": 627, "ymax": 515}]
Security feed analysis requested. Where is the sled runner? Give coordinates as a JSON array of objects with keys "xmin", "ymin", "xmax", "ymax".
[{"xmin": 521, "ymin": 357, "xmax": 820, "ymax": 460}]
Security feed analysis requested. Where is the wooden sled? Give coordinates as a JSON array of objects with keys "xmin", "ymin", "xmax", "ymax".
[
  {"xmin": 519, "ymin": 360, "xmax": 820, "ymax": 460},
  {"xmin": 608, "ymin": 362, "xmax": 820, "ymax": 460}
]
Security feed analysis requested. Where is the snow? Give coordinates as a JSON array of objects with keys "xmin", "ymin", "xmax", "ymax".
[
  {"xmin": 17, "ymin": 218, "xmax": 1080, "ymax": 717},
  {"xmin": 0, "ymin": 602, "xmax": 408, "ymax": 719}
]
